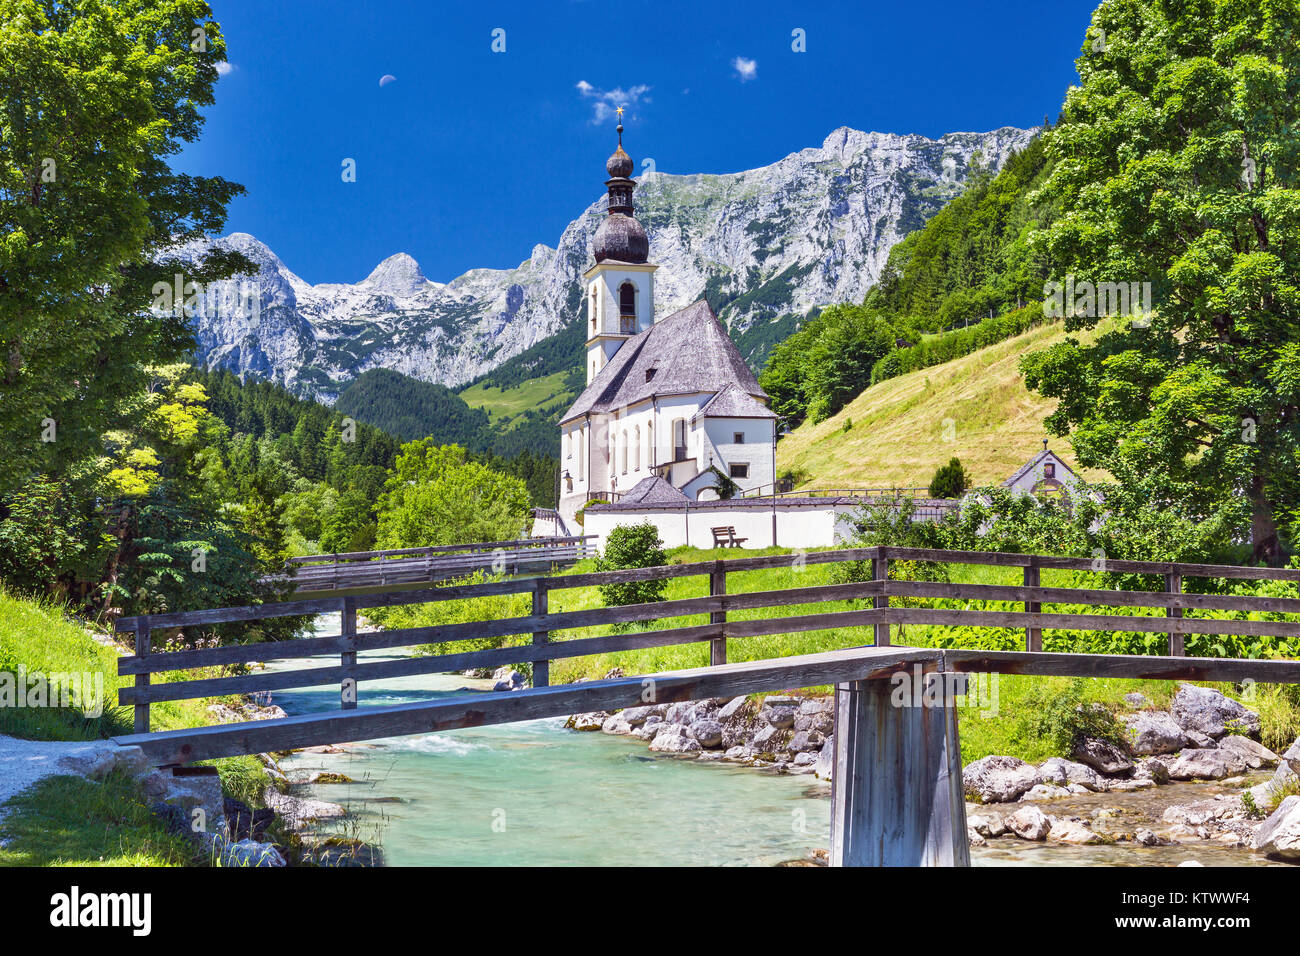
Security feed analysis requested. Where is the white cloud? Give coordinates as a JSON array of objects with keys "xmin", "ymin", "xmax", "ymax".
[
  {"xmin": 215, "ymin": 61, "xmax": 234, "ymax": 76},
  {"xmin": 732, "ymin": 56, "xmax": 757, "ymax": 82},
  {"xmin": 575, "ymin": 80, "xmax": 651, "ymax": 124}
]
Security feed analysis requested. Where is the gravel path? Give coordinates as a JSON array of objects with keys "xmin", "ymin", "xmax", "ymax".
[{"xmin": 0, "ymin": 735, "xmax": 117, "ymax": 835}]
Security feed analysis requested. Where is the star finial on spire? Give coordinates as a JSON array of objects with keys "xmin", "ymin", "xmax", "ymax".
[{"xmin": 616, "ymin": 105, "xmax": 625, "ymax": 145}]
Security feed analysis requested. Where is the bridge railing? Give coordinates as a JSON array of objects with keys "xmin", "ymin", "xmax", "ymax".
[
  {"xmin": 115, "ymin": 545, "xmax": 1300, "ymax": 735},
  {"xmin": 268, "ymin": 535, "xmax": 597, "ymax": 594},
  {"xmin": 285, "ymin": 535, "xmax": 594, "ymax": 567}
]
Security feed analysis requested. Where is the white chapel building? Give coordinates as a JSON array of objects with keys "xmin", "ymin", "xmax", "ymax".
[{"xmin": 556, "ymin": 124, "xmax": 777, "ymax": 529}]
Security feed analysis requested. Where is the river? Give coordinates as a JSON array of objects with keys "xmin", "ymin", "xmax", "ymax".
[{"xmin": 265, "ymin": 613, "xmax": 1283, "ymax": 866}]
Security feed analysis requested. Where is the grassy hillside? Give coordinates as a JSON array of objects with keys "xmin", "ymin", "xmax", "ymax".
[
  {"xmin": 776, "ymin": 319, "xmax": 1113, "ymax": 489},
  {"xmin": 459, "ymin": 370, "xmax": 575, "ymax": 427}
]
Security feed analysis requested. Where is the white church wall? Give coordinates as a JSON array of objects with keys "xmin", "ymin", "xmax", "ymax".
[
  {"xmin": 581, "ymin": 502, "xmax": 854, "ymax": 552},
  {"xmin": 701, "ymin": 416, "xmax": 775, "ymax": 493}
]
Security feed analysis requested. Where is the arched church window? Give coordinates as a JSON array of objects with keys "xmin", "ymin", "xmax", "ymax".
[
  {"xmin": 673, "ymin": 418, "xmax": 687, "ymax": 461},
  {"xmin": 633, "ymin": 426, "xmax": 641, "ymax": 471},
  {"xmin": 621, "ymin": 429, "xmax": 629, "ymax": 474},
  {"xmin": 619, "ymin": 282, "xmax": 636, "ymax": 334}
]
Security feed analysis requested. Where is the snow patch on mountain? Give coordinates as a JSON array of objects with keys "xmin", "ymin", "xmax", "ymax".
[{"xmin": 187, "ymin": 125, "xmax": 1038, "ymax": 401}]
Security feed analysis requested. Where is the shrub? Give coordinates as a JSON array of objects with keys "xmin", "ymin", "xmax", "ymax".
[
  {"xmin": 597, "ymin": 523, "xmax": 668, "ymax": 613},
  {"xmin": 704, "ymin": 467, "xmax": 740, "ymax": 501},
  {"xmin": 1016, "ymin": 677, "xmax": 1127, "ymax": 755},
  {"xmin": 928, "ymin": 457, "xmax": 970, "ymax": 499}
]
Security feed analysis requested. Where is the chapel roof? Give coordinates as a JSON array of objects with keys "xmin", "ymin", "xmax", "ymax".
[{"xmin": 560, "ymin": 299, "xmax": 767, "ymax": 423}]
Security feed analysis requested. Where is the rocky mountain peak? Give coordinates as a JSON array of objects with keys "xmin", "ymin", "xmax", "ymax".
[
  {"xmin": 188, "ymin": 124, "xmax": 1039, "ymax": 402},
  {"xmin": 360, "ymin": 252, "xmax": 430, "ymax": 297}
]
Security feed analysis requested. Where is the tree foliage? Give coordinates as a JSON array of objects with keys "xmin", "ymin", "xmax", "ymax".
[
  {"xmin": 1020, "ymin": 0, "xmax": 1300, "ymax": 564},
  {"xmin": 596, "ymin": 522, "xmax": 668, "ymax": 611},
  {"xmin": 928, "ymin": 457, "xmax": 970, "ymax": 499},
  {"xmin": 375, "ymin": 441, "xmax": 531, "ymax": 549},
  {"xmin": 0, "ymin": 0, "xmax": 248, "ymax": 497}
]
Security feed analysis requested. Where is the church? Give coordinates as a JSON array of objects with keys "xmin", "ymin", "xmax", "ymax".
[{"xmin": 556, "ymin": 122, "xmax": 777, "ymax": 528}]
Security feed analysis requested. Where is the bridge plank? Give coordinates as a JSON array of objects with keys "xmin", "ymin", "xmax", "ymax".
[
  {"xmin": 941, "ymin": 650, "xmax": 1300, "ymax": 683},
  {"xmin": 887, "ymin": 606, "xmax": 1300, "ymax": 638},
  {"xmin": 881, "ymin": 546, "xmax": 1300, "ymax": 581},
  {"xmin": 882, "ymin": 579, "xmax": 1300, "ymax": 615},
  {"xmin": 112, "ymin": 646, "xmax": 942, "ymax": 765}
]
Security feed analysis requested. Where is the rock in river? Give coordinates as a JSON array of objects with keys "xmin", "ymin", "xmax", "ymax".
[
  {"xmin": 1070, "ymin": 737, "xmax": 1133, "ymax": 776},
  {"xmin": 1121, "ymin": 711, "xmax": 1187, "ymax": 755},
  {"xmin": 1170, "ymin": 683, "xmax": 1259, "ymax": 740},
  {"xmin": 1216, "ymin": 734, "xmax": 1278, "ymax": 769},
  {"xmin": 963, "ymin": 755, "xmax": 1042, "ymax": 804},
  {"xmin": 648, "ymin": 723, "xmax": 701, "ymax": 754},
  {"xmin": 1166, "ymin": 748, "xmax": 1250, "ymax": 781},
  {"xmin": 1253, "ymin": 795, "xmax": 1300, "ymax": 862},
  {"xmin": 1006, "ymin": 805, "xmax": 1052, "ymax": 841},
  {"xmin": 1038, "ymin": 757, "xmax": 1104, "ymax": 791},
  {"xmin": 688, "ymin": 718, "xmax": 724, "ymax": 748}
]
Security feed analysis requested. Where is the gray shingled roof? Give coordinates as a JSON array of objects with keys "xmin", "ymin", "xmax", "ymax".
[
  {"xmin": 586, "ymin": 494, "xmax": 960, "ymax": 512},
  {"xmin": 611, "ymin": 475, "xmax": 691, "ymax": 507},
  {"xmin": 691, "ymin": 383, "xmax": 776, "ymax": 422},
  {"xmin": 560, "ymin": 300, "xmax": 767, "ymax": 424},
  {"xmin": 1002, "ymin": 450, "xmax": 1076, "ymax": 487}
]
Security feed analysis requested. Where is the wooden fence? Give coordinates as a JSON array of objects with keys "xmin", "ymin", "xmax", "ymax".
[
  {"xmin": 117, "ymin": 545, "xmax": 1300, "ymax": 737},
  {"xmin": 266, "ymin": 535, "xmax": 595, "ymax": 594}
]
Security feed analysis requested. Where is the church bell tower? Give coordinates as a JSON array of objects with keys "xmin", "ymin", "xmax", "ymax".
[{"xmin": 584, "ymin": 112, "xmax": 657, "ymax": 384}]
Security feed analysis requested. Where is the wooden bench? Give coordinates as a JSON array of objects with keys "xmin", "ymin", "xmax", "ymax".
[{"xmin": 711, "ymin": 526, "xmax": 748, "ymax": 548}]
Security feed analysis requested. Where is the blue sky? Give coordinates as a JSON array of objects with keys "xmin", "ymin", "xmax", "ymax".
[{"xmin": 182, "ymin": 0, "xmax": 1100, "ymax": 285}]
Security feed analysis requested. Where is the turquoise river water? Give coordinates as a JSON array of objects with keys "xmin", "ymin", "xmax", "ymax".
[{"xmin": 265, "ymin": 613, "xmax": 1280, "ymax": 867}]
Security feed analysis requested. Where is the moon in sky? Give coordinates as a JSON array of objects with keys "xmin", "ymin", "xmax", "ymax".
[{"xmin": 379, "ymin": 74, "xmax": 397, "ymax": 87}]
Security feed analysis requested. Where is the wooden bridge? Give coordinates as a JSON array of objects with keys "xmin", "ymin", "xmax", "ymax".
[
  {"xmin": 115, "ymin": 546, "xmax": 1300, "ymax": 866},
  {"xmin": 263, "ymin": 535, "xmax": 595, "ymax": 596}
]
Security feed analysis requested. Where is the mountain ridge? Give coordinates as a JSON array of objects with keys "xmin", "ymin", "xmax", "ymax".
[{"xmin": 181, "ymin": 124, "xmax": 1039, "ymax": 401}]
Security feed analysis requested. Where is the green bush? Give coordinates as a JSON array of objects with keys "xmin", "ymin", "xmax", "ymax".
[
  {"xmin": 597, "ymin": 523, "xmax": 668, "ymax": 615},
  {"xmin": 928, "ymin": 457, "xmax": 970, "ymax": 499},
  {"xmin": 1016, "ymin": 677, "xmax": 1127, "ymax": 755}
]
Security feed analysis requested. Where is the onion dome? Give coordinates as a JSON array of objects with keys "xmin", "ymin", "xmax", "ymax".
[
  {"xmin": 594, "ymin": 120, "xmax": 648, "ymax": 264},
  {"xmin": 594, "ymin": 214, "xmax": 649, "ymax": 264},
  {"xmin": 607, "ymin": 138, "xmax": 634, "ymax": 178}
]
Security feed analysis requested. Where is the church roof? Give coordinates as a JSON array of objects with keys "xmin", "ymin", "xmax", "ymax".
[
  {"xmin": 612, "ymin": 475, "xmax": 691, "ymax": 507},
  {"xmin": 692, "ymin": 383, "xmax": 777, "ymax": 422},
  {"xmin": 560, "ymin": 299, "xmax": 767, "ymax": 424}
]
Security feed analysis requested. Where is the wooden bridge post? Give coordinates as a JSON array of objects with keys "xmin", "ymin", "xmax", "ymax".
[
  {"xmin": 873, "ymin": 547, "xmax": 890, "ymax": 646},
  {"xmin": 532, "ymin": 580, "xmax": 550, "ymax": 688},
  {"xmin": 830, "ymin": 671, "xmax": 969, "ymax": 867},
  {"xmin": 341, "ymin": 595, "xmax": 358, "ymax": 710},
  {"xmin": 133, "ymin": 620, "xmax": 151, "ymax": 734},
  {"xmin": 1166, "ymin": 571, "xmax": 1184, "ymax": 657},
  {"xmin": 709, "ymin": 562, "xmax": 727, "ymax": 666},
  {"xmin": 1024, "ymin": 558, "xmax": 1042, "ymax": 652}
]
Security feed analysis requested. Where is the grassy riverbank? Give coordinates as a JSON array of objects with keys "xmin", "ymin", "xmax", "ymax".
[{"xmin": 0, "ymin": 588, "xmax": 273, "ymax": 867}]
